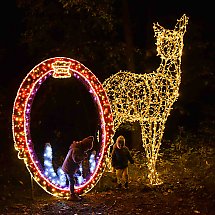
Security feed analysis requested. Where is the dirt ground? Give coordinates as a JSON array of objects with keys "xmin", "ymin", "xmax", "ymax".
[
  {"xmin": 0, "ymin": 180, "xmax": 214, "ymax": 215},
  {"xmin": 0, "ymin": 142, "xmax": 215, "ymax": 215},
  {"xmin": 0, "ymin": 184, "xmax": 215, "ymax": 215}
]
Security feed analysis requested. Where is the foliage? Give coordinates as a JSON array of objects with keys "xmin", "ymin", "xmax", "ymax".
[
  {"xmin": 158, "ymin": 134, "xmax": 215, "ymax": 196},
  {"xmin": 59, "ymin": 0, "xmax": 115, "ymax": 31},
  {"xmin": 16, "ymin": 0, "xmax": 127, "ymax": 78},
  {"xmin": 97, "ymin": 133, "xmax": 215, "ymax": 196}
]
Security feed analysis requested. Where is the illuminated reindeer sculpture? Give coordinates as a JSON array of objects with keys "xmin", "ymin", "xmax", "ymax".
[{"xmin": 103, "ymin": 15, "xmax": 188, "ymax": 185}]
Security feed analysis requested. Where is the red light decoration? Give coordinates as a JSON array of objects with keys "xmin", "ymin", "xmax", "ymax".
[{"xmin": 12, "ymin": 57, "xmax": 114, "ymax": 198}]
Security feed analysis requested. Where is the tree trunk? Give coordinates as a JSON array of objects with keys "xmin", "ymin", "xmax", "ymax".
[{"xmin": 122, "ymin": 0, "xmax": 135, "ymax": 72}]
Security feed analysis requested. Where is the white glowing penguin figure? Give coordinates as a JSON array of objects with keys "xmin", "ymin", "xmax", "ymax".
[
  {"xmin": 74, "ymin": 164, "xmax": 85, "ymax": 185},
  {"xmin": 43, "ymin": 143, "xmax": 97, "ymax": 186},
  {"xmin": 43, "ymin": 143, "xmax": 67, "ymax": 187},
  {"xmin": 89, "ymin": 151, "xmax": 97, "ymax": 174},
  {"xmin": 44, "ymin": 143, "xmax": 57, "ymax": 178}
]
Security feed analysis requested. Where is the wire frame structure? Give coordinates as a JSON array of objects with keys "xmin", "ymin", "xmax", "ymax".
[{"xmin": 103, "ymin": 15, "xmax": 189, "ymax": 185}]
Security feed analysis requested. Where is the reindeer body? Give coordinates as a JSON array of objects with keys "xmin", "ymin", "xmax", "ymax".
[{"xmin": 103, "ymin": 15, "xmax": 188, "ymax": 184}]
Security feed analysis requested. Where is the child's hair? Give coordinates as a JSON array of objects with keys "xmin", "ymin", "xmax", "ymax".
[{"xmin": 116, "ymin": 135, "xmax": 125, "ymax": 148}]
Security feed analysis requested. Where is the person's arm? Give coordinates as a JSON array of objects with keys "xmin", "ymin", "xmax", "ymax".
[
  {"xmin": 111, "ymin": 149, "xmax": 117, "ymax": 168},
  {"xmin": 127, "ymin": 148, "xmax": 134, "ymax": 164},
  {"xmin": 72, "ymin": 148, "xmax": 86, "ymax": 163}
]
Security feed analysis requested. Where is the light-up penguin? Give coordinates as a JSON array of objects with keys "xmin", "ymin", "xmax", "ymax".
[{"xmin": 43, "ymin": 143, "xmax": 67, "ymax": 187}]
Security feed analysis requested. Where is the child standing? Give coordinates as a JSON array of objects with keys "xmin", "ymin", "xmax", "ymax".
[{"xmin": 111, "ymin": 135, "xmax": 134, "ymax": 189}]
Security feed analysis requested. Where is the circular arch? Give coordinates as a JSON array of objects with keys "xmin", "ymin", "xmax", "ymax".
[{"xmin": 12, "ymin": 57, "xmax": 114, "ymax": 198}]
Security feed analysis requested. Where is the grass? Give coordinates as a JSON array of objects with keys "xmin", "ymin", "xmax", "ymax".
[{"xmin": 94, "ymin": 133, "xmax": 215, "ymax": 198}]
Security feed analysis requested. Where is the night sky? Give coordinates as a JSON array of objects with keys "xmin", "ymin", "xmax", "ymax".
[{"xmin": 0, "ymin": 1, "xmax": 214, "ymax": 156}]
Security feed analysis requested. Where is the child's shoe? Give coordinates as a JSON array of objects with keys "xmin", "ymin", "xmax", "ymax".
[
  {"xmin": 68, "ymin": 193, "xmax": 82, "ymax": 201},
  {"xmin": 124, "ymin": 182, "xmax": 128, "ymax": 189},
  {"xmin": 116, "ymin": 183, "xmax": 122, "ymax": 190}
]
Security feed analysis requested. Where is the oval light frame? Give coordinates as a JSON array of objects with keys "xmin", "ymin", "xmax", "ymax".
[{"xmin": 12, "ymin": 57, "xmax": 114, "ymax": 198}]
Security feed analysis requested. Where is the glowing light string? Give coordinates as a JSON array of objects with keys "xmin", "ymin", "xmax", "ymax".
[
  {"xmin": 103, "ymin": 15, "xmax": 189, "ymax": 185},
  {"xmin": 43, "ymin": 143, "xmax": 97, "ymax": 188},
  {"xmin": 89, "ymin": 151, "xmax": 97, "ymax": 173},
  {"xmin": 52, "ymin": 61, "xmax": 71, "ymax": 78},
  {"xmin": 12, "ymin": 57, "xmax": 114, "ymax": 198},
  {"xmin": 43, "ymin": 143, "xmax": 67, "ymax": 187}
]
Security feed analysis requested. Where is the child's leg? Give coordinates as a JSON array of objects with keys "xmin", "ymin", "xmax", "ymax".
[
  {"xmin": 122, "ymin": 167, "xmax": 129, "ymax": 188},
  {"xmin": 67, "ymin": 174, "xmax": 75, "ymax": 195},
  {"xmin": 115, "ymin": 169, "xmax": 123, "ymax": 186},
  {"xmin": 112, "ymin": 167, "xmax": 117, "ymax": 183},
  {"xmin": 67, "ymin": 174, "xmax": 82, "ymax": 201}
]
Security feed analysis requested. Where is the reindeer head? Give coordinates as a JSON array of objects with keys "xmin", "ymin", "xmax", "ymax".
[{"xmin": 153, "ymin": 14, "xmax": 189, "ymax": 59}]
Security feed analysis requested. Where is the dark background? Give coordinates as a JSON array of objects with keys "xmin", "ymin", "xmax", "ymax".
[{"xmin": 0, "ymin": 1, "xmax": 214, "ymax": 161}]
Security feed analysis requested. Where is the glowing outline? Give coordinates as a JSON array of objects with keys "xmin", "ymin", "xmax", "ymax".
[{"xmin": 12, "ymin": 57, "xmax": 114, "ymax": 198}]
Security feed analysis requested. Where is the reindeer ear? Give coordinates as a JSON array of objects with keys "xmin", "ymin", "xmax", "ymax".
[
  {"xmin": 153, "ymin": 23, "xmax": 164, "ymax": 37},
  {"xmin": 174, "ymin": 14, "xmax": 189, "ymax": 34}
]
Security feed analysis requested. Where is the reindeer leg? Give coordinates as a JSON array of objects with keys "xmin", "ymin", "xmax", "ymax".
[{"xmin": 141, "ymin": 121, "xmax": 163, "ymax": 185}]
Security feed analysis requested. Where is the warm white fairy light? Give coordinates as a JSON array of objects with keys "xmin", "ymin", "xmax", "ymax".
[
  {"xmin": 52, "ymin": 61, "xmax": 71, "ymax": 78},
  {"xmin": 103, "ymin": 15, "xmax": 188, "ymax": 185}
]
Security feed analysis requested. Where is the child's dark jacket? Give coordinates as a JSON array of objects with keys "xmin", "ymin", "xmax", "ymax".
[{"xmin": 111, "ymin": 146, "xmax": 134, "ymax": 169}]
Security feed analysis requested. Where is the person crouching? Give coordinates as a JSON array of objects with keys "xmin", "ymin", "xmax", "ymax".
[{"xmin": 62, "ymin": 136, "xmax": 94, "ymax": 201}]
